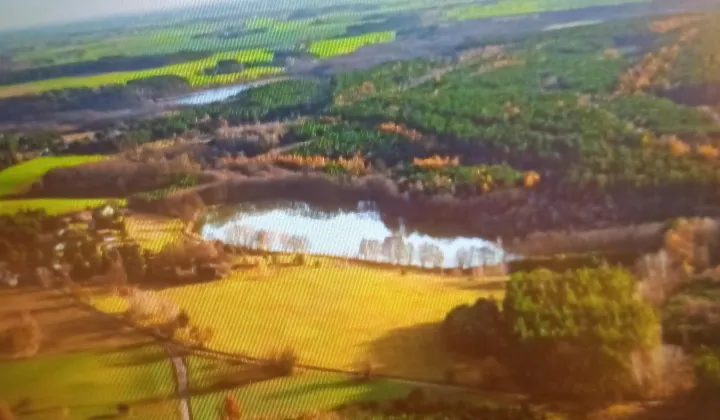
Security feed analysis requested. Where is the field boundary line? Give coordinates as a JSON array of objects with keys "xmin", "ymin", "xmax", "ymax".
[
  {"xmin": 52, "ymin": 283, "xmax": 522, "ymax": 399},
  {"xmin": 49, "ymin": 286, "xmax": 193, "ymax": 420}
]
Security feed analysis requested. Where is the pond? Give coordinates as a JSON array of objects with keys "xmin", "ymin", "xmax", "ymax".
[
  {"xmin": 201, "ymin": 201, "xmax": 508, "ymax": 269},
  {"xmin": 173, "ymin": 83, "xmax": 257, "ymax": 106},
  {"xmin": 172, "ymin": 78, "xmax": 285, "ymax": 106}
]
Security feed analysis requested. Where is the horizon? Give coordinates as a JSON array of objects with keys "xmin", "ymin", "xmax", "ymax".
[{"xmin": 1, "ymin": 0, "xmax": 231, "ymax": 32}]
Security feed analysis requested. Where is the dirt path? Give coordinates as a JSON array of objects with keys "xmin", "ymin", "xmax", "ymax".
[{"xmin": 165, "ymin": 343, "xmax": 193, "ymax": 420}]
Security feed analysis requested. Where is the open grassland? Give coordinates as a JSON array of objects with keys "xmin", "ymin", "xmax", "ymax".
[
  {"xmin": 0, "ymin": 156, "xmax": 107, "ymax": 195},
  {"xmin": 94, "ymin": 261, "xmax": 503, "ymax": 382},
  {"xmin": 0, "ymin": 49, "xmax": 282, "ymax": 98},
  {"xmin": 308, "ymin": 31, "xmax": 397, "ymax": 58},
  {"xmin": 189, "ymin": 356, "xmax": 411, "ymax": 419},
  {"xmin": 446, "ymin": 0, "xmax": 650, "ymax": 20},
  {"xmin": 0, "ymin": 198, "xmax": 126, "ymax": 215},
  {"xmin": 0, "ymin": 288, "xmax": 176, "ymax": 419},
  {"xmin": 125, "ymin": 213, "xmax": 186, "ymax": 252}
]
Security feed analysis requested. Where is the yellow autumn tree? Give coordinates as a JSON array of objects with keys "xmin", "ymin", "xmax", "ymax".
[
  {"xmin": 523, "ymin": 171, "xmax": 541, "ymax": 188},
  {"xmin": 697, "ymin": 144, "xmax": 720, "ymax": 160}
]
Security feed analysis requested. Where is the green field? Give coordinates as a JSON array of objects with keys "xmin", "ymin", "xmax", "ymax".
[
  {"xmin": 0, "ymin": 198, "xmax": 126, "ymax": 215},
  {"xmin": 308, "ymin": 31, "xmax": 397, "ymax": 58},
  {"xmin": 446, "ymin": 0, "xmax": 651, "ymax": 20},
  {"xmin": 0, "ymin": 50, "xmax": 282, "ymax": 98},
  {"xmin": 189, "ymin": 357, "xmax": 411, "ymax": 419},
  {"xmin": 94, "ymin": 261, "xmax": 501, "ymax": 383},
  {"xmin": 0, "ymin": 156, "xmax": 107, "ymax": 195},
  {"xmin": 0, "ymin": 345, "xmax": 176, "ymax": 420}
]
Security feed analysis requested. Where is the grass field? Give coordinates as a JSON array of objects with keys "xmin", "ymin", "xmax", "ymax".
[
  {"xmin": 0, "ymin": 346, "xmax": 177, "ymax": 419},
  {"xmin": 0, "ymin": 288, "xmax": 176, "ymax": 419},
  {"xmin": 308, "ymin": 31, "xmax": 397, "ymax": 58},
  {"xmin": 446, "ymin": 0, "xmax": 650, "ymax": 20},
  {"xmin": 0, "ymin": 198, "xmax": 125, "ymax": 215},
  {"xmin": 193, "ymin": 373, "xmax": 410, "ymax": 418},
  {"xmin": 0, "ymin": 156, "xmax": 107, "ymax": 196},
  {"xmin": 94, "ymin": 261, "xmax": 502, "ymax": 382},
  {"xmin": 0, "ymin": 49, "xmax": 282, "ymax": 98},
  {"xmin": 189, "ymin": 356, "xmax": 412, "ymax": 418}
]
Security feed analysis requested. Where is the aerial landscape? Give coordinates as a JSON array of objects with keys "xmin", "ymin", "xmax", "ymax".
[{"xmin": 2, "ymin": 0, "xmax": 720, "ymax": 418}]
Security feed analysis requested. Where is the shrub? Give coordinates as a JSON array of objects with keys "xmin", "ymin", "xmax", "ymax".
[
  {"xmin": 191, "ymin": 325, "xmax": 214, "ymax": 347},
  {"xmin": 263, "ymin": 346, "xmax": 298, "ymax": 376},
  {"xmin": 693, "ymin": 347, "xmax": 720, "ymax": 395},
  {"xmin": 2, "ymin": 312, "xmax": 42, "ymax": 358},
  {"xmin": 503, "ymin": 266, "xmax": 661, "ymax": 401},
  {"xmin": 221, "ymin": 394, "xmax": 242, "ymax": 420},
  {"xmin": 356, "ymin": 359, "xmax": 377, "ymax": 382},
  {"xmin": 294, "ymin": 252, "xmax": 308, "ymax": 266}
]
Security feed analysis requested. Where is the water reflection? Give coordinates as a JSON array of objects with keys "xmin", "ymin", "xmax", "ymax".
[
  {"xmin": 174, "ymin": 83, "xmax": 254, "ymax": 106},
  {"xmin": 201, "ymin": 201, "xmax": 507, "ymax": 269}
]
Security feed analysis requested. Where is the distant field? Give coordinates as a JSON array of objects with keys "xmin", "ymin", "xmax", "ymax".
[
  {"xmin": 308, "ymin": 31, "xmax": 397, "ymax": 58},
  {"xmin": 0, "ymin": 198, "xmax": 125, "ymax": 215},
  {"xmin": 446, "ymin": 0, "xmax": 651, "ymax": 20},
  {"xmin": 94, "ymin": 260, "xmax": 501, "ymax": 382},
  {"xmin": 0, "ymin": 49, "xmax": 282, "ymax": 98},
  {"xmin": 0, "ymin": 156, "xmax": 107, "ymax": 195}
]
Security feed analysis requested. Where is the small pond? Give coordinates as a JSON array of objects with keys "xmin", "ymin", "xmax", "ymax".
[
  {"xmin": 201, "ymin": 201, "xmax": 507, "ymax": 268},
  {"xmin": 173, "ymin": 83, "xmax": 256, "ymax": 106}
]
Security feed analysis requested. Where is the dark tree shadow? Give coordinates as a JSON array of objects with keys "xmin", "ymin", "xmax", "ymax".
[
  {"xmin": 450, "ymin": 279, "xmax": 508, "ymax": 292},
  {"xmin": 361, "ymin": 322, "xmax": 453, "ymax": 382}
]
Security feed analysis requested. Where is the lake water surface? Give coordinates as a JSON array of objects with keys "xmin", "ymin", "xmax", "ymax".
[{"xmin": 201, "ymin": 201, "xmax": 506, "ymax": 268}]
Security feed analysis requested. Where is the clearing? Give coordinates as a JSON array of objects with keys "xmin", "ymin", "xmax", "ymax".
[
  {"xmin": 94, "ymin": 260, "xmax": 502, "ymax": 382},
  {"xmin": 0, "ymin": 156, "xmax": 107, "ymax": 196},
  {"xmin": 0, "ymin": 288, "xmax": 177, "ymax": 419}
]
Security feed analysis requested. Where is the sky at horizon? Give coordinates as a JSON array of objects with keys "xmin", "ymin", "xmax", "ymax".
[{"xmin": 1, "ymin": 0, "xmax": 233, "ymax": 31}]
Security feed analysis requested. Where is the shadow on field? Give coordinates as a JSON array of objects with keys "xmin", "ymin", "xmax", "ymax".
[
  {"xmin": 449, "ymin": 279, "xmax": 508, "ymax": 293},
  {"xmin": 188, "ymin": 361, "xmax": 277, "ymax": 397},
  {"xmin": 364, "ymin": 322, "xmax": 451, "ymax": 381},
  {"xmin": 264, "ymin": 378, "xmax": 360, "ymax": 401}
]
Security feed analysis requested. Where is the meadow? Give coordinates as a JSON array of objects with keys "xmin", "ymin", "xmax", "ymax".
[
  {"xmin": 0, "ymin": 50, "xmax": 282, "ymax": 99},
  {"xmin": 0, "ymin": 346, "xmax": 177, "ymax": 420},
  {"xmin": 94, "ymin": 260, "xmax": 503, "ymax": 383},
  {"xmin": 308, "ymin": 31, "xmax": 397, "ymax": 58},
  {"xmin": 0, "ymin": 156, "xmax": 107, "ymax": 195}
]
